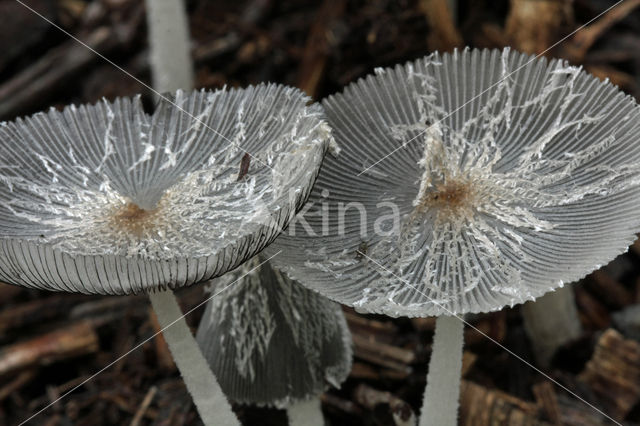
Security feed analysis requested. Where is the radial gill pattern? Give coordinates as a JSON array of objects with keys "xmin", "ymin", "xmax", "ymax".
[
  {"xmin": 266, "ymin": 48, "xmax": 640, "ymax": 317},
  {"xmin": 0, "ymin": 85, "xmax": 330, "ymax": 294},
  {"xmin": 196, "ymin": 257, "xmax": 352, "ymax": 408}
]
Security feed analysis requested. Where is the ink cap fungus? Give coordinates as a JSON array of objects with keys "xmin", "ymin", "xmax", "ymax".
[
  {"xmin": 265, "ymin": 48, "xmax": 640, "ymax": 317},
  {"xmin": 0, "ymin": 84, "xmax": 331, "ymax": 295},
  {"xmin": 196, "ymin": 256, "xmax": 353, "ymax": 408}
]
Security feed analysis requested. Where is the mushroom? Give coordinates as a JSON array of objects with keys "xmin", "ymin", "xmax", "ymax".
[
  {"xmin": 264, "ymin": 48, "xmax": 640, "ymax": 425},
  {"xmin": 196, "ymin": 256, "xmax": 352, "ymax": 425},
  {"xmin": 0, "ymin": 85, "xmax": 331, "ymax": 425}
]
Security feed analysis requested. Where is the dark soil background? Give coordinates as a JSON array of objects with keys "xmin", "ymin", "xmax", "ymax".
[{"xmin": 1, "ymin": 0, "xmax": 640, "ymax": 425}]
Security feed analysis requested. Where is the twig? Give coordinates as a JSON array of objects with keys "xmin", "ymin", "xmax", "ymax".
[
  {"xmin": 0, "ymin": 370, "xmax": 36, "ymax": 402},
  {"xmin": 296, "ymin": 0, "xmax": 346, "ymax": 99},
  {"xmin": 349, "ymin": 362, "xmax": 410, "ymax": 380},
  {"xmin": 0, "ymin": 3, "xmax": 144, "ymax": 120},
  {"xmin": 193, "ymin": 33, "xmax": 242, "ymax": 65},
  {"xmin": 70, "ymin": 295, "xmax": 145, "ymax": 319},
  {"xmin": 0, "ymin": 321, "xmax": 99, "ymax": 377},
  {"xmin": 351, "ymin": 333, "xmax": 416, "ymax": 364},
  {"xmin": 320, "ymin": 393, "xmax": 363, "ymax": 417},
  {"xmin": 344, "ymin": 310, "xmax": 398, "ymax": 334},
  {"xmin": 418, "ymin": 0, "xmax": 464, "ymax": 52},
  {"xmin": 0, "ymin": 27, "xmax": 113, "ymax": 120},
  {"xmin": 0, "ymin": 295, "xmax": 90, "ymax": 335},
  {"xmin": 562, "ymin": 0, "xmax": 640, "ymax": 62},
  {"xmin": 130, "ymin": 386, "xmax": 157, "ymax": 426}
]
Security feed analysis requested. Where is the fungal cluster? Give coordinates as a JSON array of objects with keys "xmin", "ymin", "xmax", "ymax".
[{"xmin": 2, "ymin": 44, "xmax": 640, "ymax": 426}]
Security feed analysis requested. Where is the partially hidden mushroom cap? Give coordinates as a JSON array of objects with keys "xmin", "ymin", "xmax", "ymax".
[
  {"xmin": 265, "ymin": 48, "xmax": 640, "ymax": 317},
  {"xmin": 196, "ymin": 256, "xmax": 352, "ymax": 408},
  {"xmin": 0, "ymin": 84, "xmax": 331, "ymax": 294}
]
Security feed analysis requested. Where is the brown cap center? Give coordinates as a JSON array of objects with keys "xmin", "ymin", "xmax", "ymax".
[
  {"xmin": 415, "ymin": 176, "xmax": 477, "ymax": 224},
  {"xmin": 430, "ymin": 180, "xmax": 471, "ymax": 209},
  {"xmin": 111, "ymin": 201, "xmax": 160, "ymax": 237}
]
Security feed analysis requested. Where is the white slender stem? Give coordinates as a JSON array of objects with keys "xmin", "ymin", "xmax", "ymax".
[
  {"xmin": 149, "ymin": 290, "xmax": 240, "ymax": 426},
  {"xmin": 287, "ymin": 397, "xmax": 325, "ymax": 426},
  {"xmin": 521, "ymin": 285, "xmax": 582, "ymax": 368},
  {"xmin": 419, "ymin": 315, "xmax": 464, "ymax": 426},
  {"xmin": 145, "ymin": 0, "xmax": 194, "ymax": 93}
]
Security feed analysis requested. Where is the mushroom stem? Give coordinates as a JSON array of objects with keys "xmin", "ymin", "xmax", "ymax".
[
  {"xmin": 145, "ymin": 0, "xmax": 194, "ymax": 94},
  {"xmin": 419, "ymin": 315, "xmax": 464, "ymax": 426},
  {"xmin": 521, "ymin": 285, "xmax": 582, "ymax": 368},
  {"xmin": 287, "ymin": 398, "xmax": 325, "ymax": 426},
  {"xmin": 149, "ymin": 290, "xmax": 240, "ymax": 426}
]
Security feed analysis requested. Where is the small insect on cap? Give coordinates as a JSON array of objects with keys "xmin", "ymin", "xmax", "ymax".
[
  {"xmin": 0, "ymin": 84, "xmax": 332, "ymax": 295},
  {"xmin": 265, "ymin": 48, "xmax": 640, "ymax": 318}
]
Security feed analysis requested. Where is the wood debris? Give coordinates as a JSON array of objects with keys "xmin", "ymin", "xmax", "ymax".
[
  {"xmin": 129, "ymin": 386, "xmax": 157, "ymax": 426},
  {"xmin": 587, "ymin": 270, "xmax": 633, "ymax": 310},
  {"xmin": 418, "ymin": 0, "xmax": 464, "ymax": 52},
  {"xmin": 561, "ymin": 0, "xmax": 640, "ymax": 63},
  {"xmin": 353, "ymin": 384, "xmax": 415, "ymax": 426},
  {"xmin": 460, "ymin": 380, "xmax": 549, "ymax": 426},
  {"xmin": 533, "ymin": 381, "xmax": 562, "ymax": 426},
  {"xmin": 0, "ymin": 321, "xmax": 99, "ymax": 377},
  {"xmin": 296, "ymin": 0, "xmax": 346, "ymax": 99},
  {"xmin": 578, "ymin": 328, "xmax": 640, "ymax": 420},
  {"xmin": 505, "ymin": 0, "xmax": 573, "ymax": 55}
]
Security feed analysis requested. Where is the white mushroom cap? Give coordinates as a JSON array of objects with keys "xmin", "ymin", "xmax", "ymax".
[
  {"xmin": 266, "ymin": 48, "xmax": 640, "ymax": 317},
  {"xmin": 0, "ymin": 84, "xmax": 331, "ymax": 294},
  {"xmin": 196, "ymin": 257, "xmax": 352, "ymax": 408}
]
